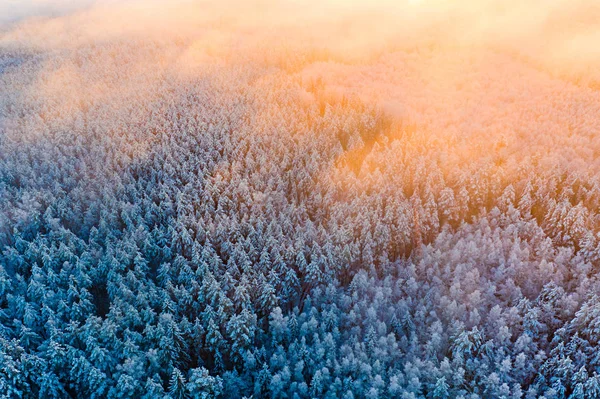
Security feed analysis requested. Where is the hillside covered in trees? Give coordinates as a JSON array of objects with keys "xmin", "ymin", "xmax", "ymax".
[{"xmin": 2, "ymin": 0, "xmax": 600, "ymax": 398}]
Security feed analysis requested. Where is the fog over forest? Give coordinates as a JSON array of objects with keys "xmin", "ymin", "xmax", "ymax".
[{"xmin": 2, "ymin": 1, "xmax": 600, "ymax": 398}]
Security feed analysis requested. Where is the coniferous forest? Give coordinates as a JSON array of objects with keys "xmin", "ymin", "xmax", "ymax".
[{"xmin": 3, "ymin": 1, "xmax": 600, "ymax": 398}]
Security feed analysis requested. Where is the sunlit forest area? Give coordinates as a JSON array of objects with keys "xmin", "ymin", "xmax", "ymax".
[{"xmin": 2, "ymin": 0, "xmax": 600, "ymax": 398}]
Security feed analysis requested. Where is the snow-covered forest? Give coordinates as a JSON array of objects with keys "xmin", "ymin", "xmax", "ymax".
[{"xmin": 2, "ymin": 0, "xmax": 600, "ymax": 398}]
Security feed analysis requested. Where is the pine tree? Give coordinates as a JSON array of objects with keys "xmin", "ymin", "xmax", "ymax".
[
  {"xmin": 169, "ymin": 368, "xmax": 188, "ymax": 399},
  {"xmin": 187, "ymin": 367, "xmax": 223, "ymax": 399}
]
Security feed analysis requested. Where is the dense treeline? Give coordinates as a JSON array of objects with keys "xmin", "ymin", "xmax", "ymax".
[{"xmin": 3, "ymin": 4, "xmax": 600, "ymax": 398}]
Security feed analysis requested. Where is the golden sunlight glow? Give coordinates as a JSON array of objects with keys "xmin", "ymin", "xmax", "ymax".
[
  {"xmin": 2, "ymin": 0, "xmax": 600, "ymax": 174},
  {"xmin": 3, "ymin": 2, "xmax": 600, "ymax": 396}
]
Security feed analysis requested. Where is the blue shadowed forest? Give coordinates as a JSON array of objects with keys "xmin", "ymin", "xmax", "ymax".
[{"xmin": 3, "ymin": 1, "xmax": 600, "ymax": 398}]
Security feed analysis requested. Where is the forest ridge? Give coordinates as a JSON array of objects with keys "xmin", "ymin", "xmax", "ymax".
[{"xmin": 2, "ymin": 0, "xmax": 600, "ymax": 398}]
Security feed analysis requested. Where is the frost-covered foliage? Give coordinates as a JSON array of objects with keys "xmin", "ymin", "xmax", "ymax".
[{"xmin": 2, "ymin": 1, "xmax": 600, "ymax": 398}]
